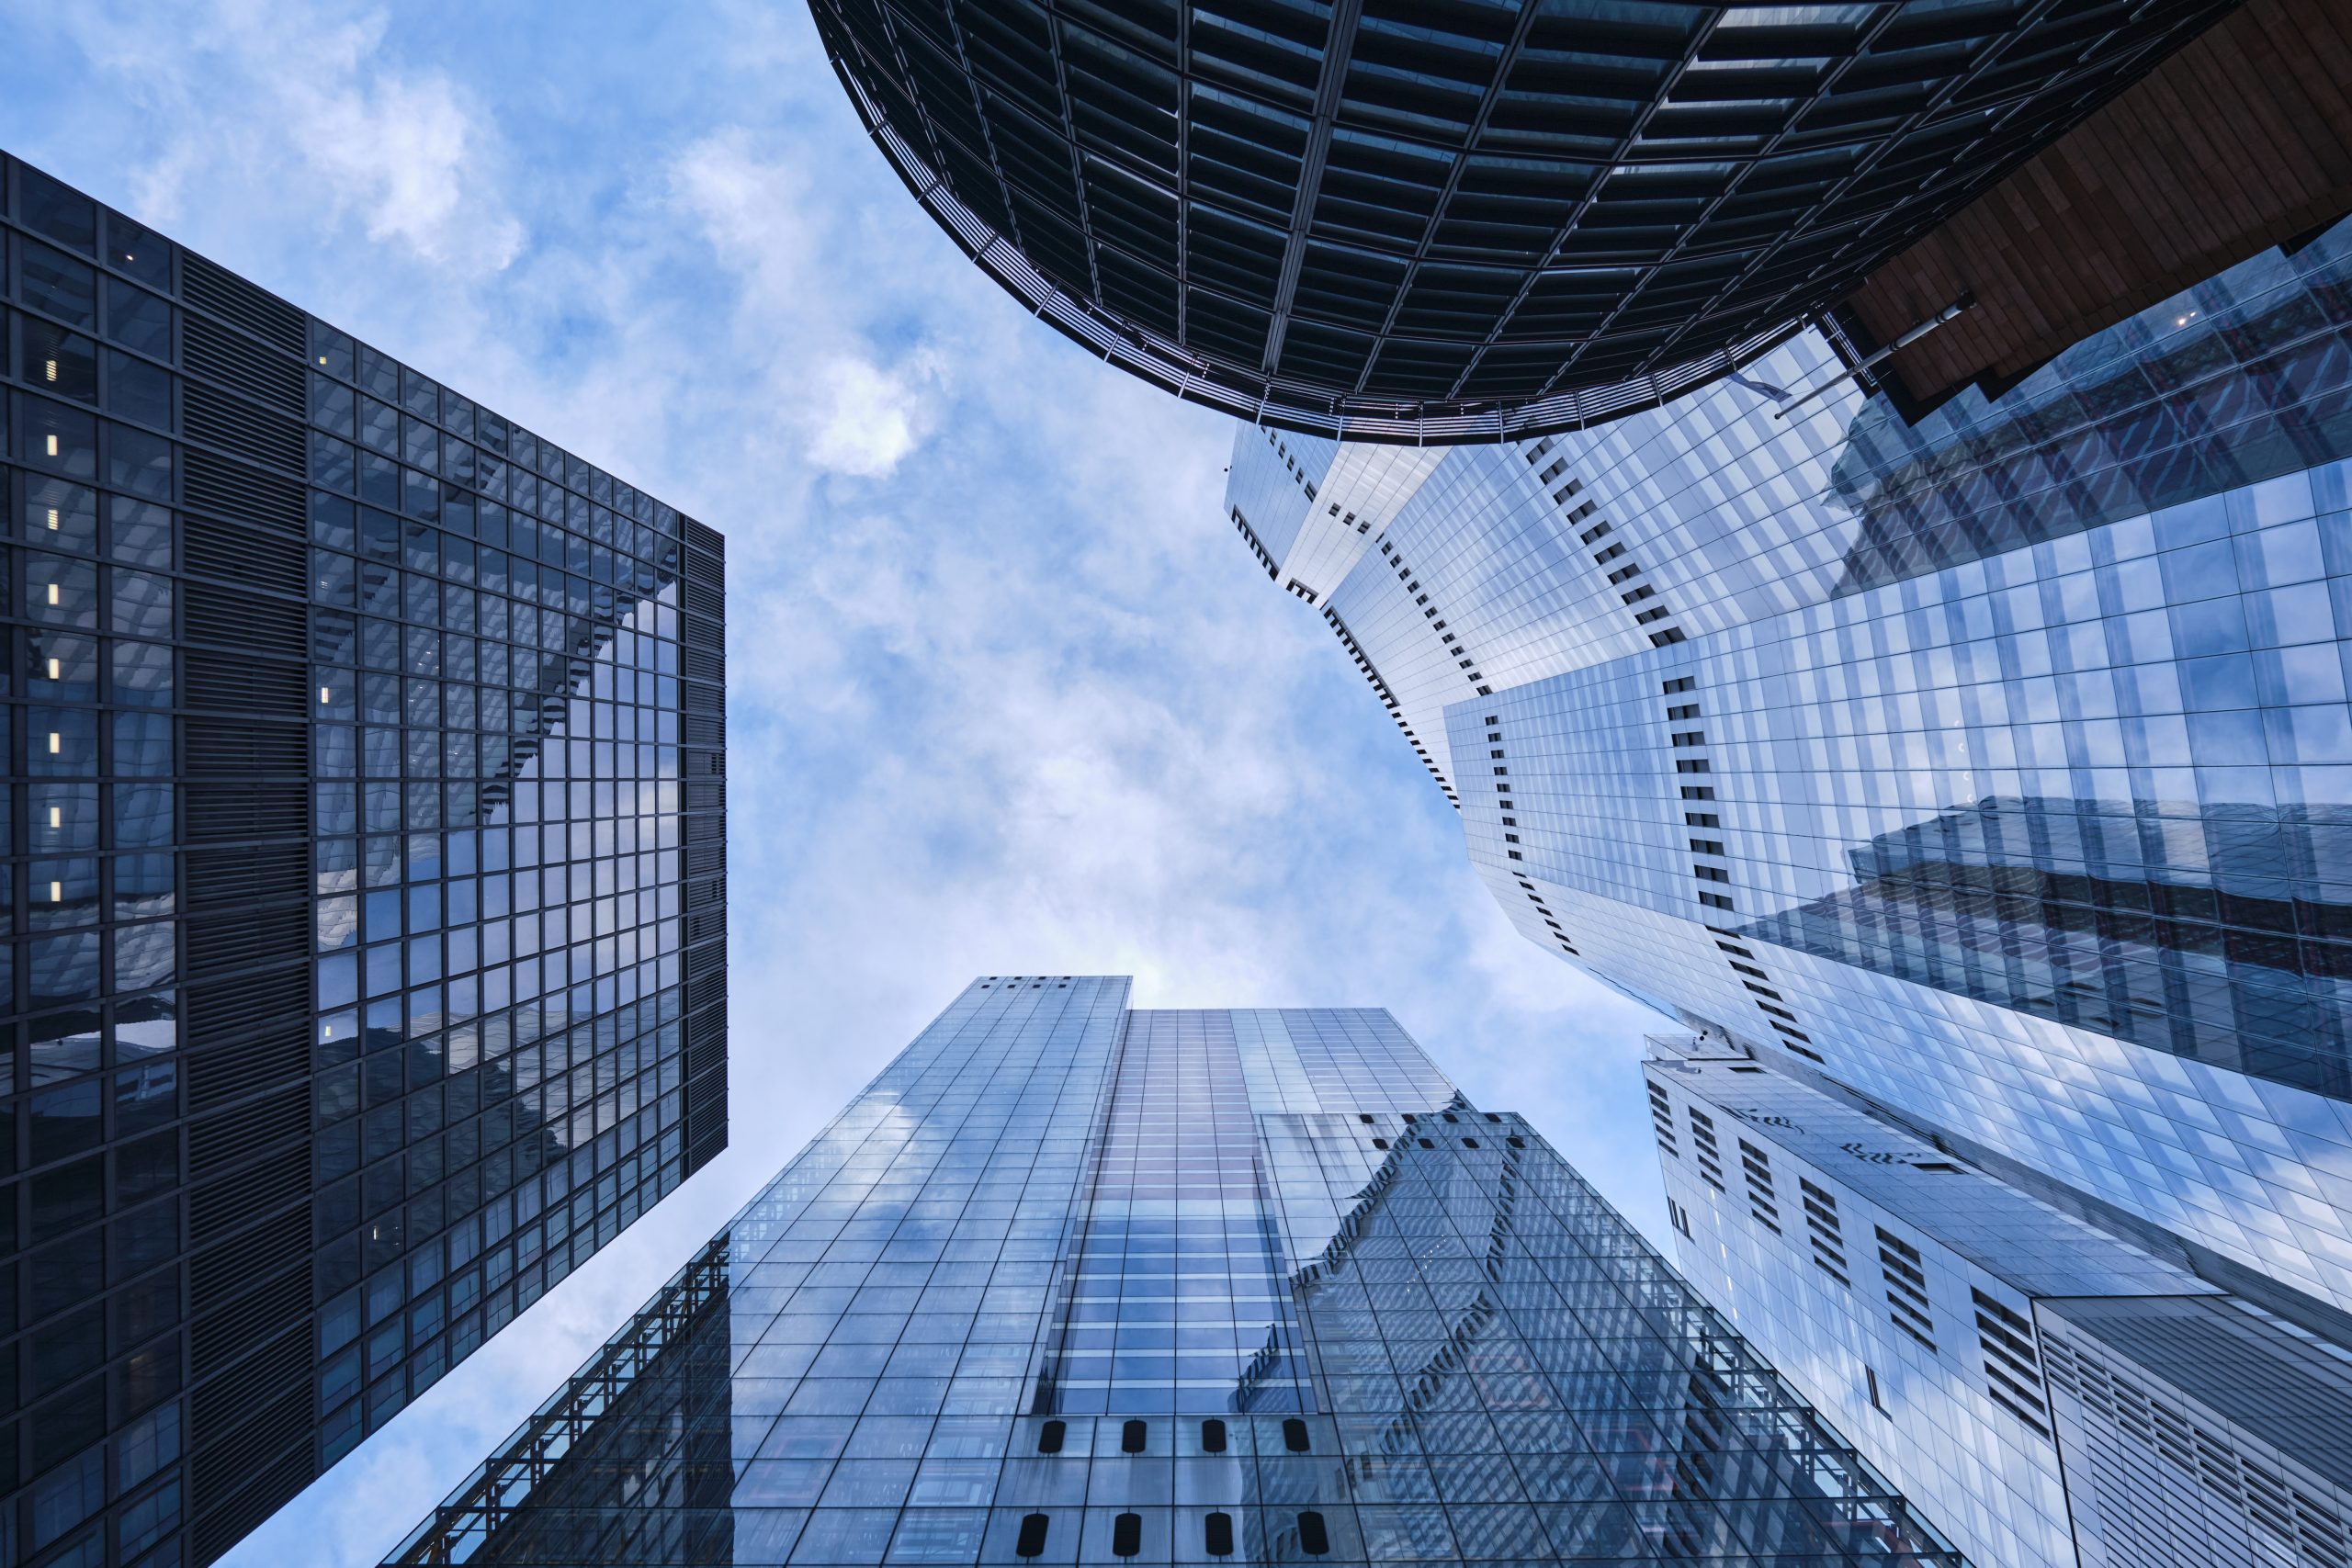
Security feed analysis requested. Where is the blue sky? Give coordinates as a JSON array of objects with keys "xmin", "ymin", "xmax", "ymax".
[{"xmin": 2, "ymin": 4, "xmax": 1668, "ymax": 1561}]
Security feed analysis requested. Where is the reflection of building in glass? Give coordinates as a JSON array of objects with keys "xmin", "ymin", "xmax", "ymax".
[
  {"xmin": 394, "ymin": 976, "xmax": 1961, "ymax": 1566},
  {"xmin": 1738, "ymin": 795, "xmax": 2349, "ymax": 1098},
  {"xmin": 1221, "ymin": 215, "xmax": 2352, "ymax": 1356},
  {"xmin": 0, "ymin": 152, "xmax": 728, "ymax": 1566},
  {"xmin": 1648, "ymin": 1034, "xmax": 2352, "ymax": 1568},
  {"xmin": 396, "ymin": 1240, "xmax": 738, "ymax": 1566}
]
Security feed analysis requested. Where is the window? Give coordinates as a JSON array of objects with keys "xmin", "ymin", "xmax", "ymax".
[
  {"xmin": 1204, "ymin": 1513, "xmax": 1235, "ymax": 1558},
  {"xmin": 1296, "ymin": 1512, "xmax": 1329, "ymax": 1556}
]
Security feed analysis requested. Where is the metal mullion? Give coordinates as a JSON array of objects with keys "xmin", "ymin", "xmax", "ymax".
[
  {"xmin": 1348, "ymin": 0, "xmax": 1544, "ymax": 398},
  {"xmin": 1437, "ymin": 7, "xmax": 1730, "ymax": 405},
  {"xmin": 1542, "ymin": 4, "xmax": 1910, "ymax": 392},
  {"xmin": 1177, "ymin": 0, "xmax": 1191, "ymax": 344},
  {"xmin": 881, "ymin": 0, "xmax": 1036, "ymax": 269},
  {"xmin": 1259, "ymin": 0, "xmax": 1364, "ymax": 376},
  {"xmin": 1621, "ymin": 0, "xmax": 2123, "ymax": 386},
  {"xmin": 1038, "ymin": 0, "xmax": 1109, "ymax": 308}
]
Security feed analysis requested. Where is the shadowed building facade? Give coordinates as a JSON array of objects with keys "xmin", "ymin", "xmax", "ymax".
[
  {"xmin": 0, "ymin": 154, "xmax": 729, "ymax": 1566},
  {"xmin": 388, "ymin": 976, "xmax": 1960, "ymax": 1566}
]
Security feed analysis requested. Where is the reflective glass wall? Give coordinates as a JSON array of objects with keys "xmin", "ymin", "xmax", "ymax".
[
  {"xmin": 390, "ymin": 977, "xmax": 1958, "ymax": 1567},
  {"xmin": 0, "ymin": 152, "xmax": 727, "ymax": 1568},
  {"xmin": 1222, "ymin": 217, "xmax": 2352, "ymax": 1333}
]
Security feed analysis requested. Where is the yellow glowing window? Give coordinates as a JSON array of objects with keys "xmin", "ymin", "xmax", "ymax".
[
  {"xmin": 45, "ymin": 434, "xmax": 59, "ymax": 457},
  {"xmin": 46, "ymin": 584, "xmax": 59, "ymax": 606},
  {"xmin": 45, "ymin": 509, "xmax": 58, "ymax": 530},
  {"xmin": 48, "ymin": 807, "xmax": 61, "ymax": 829},
  {"xmin": 44, "ymin": 359, "xmax": 58, "ymax": 383},
  {"xmin": 49, "ymin": 882, "xmax": 62, "ymax": 903},
  {"xmin": 48, "ymin": 732, "xmax": 62, "ymax": 754},
  {"xmin": 45, "ymin": 659, "xmax": 59, "ymax": 680}
]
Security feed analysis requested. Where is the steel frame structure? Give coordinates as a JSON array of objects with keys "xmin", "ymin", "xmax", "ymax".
[{"xmin": 812, "ymin": 0, "xmax": 2236, "ymax": 443}]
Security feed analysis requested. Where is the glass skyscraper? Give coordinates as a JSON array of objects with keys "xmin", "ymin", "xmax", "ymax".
[
  {"xmin": 0, "ymin": 153, "xmax": 728, "ymax": 1566},
  {"xmin": 388, "ymin": 976, "xmax": 1959, "ymax": 1566},
  {"xmin": 1647, "ymin": 1032, "xmax": 2352, "ymax": 1568},
  {"xmin": 1220, "ymin": 214, "xmax": 2352, "ymax": 1417}
]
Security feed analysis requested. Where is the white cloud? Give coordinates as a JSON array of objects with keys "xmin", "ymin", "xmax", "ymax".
[
  {"xmin": 805, "ymin": 353, "xmax": 933, "ymax": 476},
  {"xmin": 288, "ymin": 49, "xmax": 523, "ymax": 267},
  {"xmin": 73, "ymin": 0, "xmax": 521, "ymax": 269}
]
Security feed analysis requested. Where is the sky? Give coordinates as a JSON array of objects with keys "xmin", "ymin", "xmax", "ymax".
[{"xmin": 2, "ymin": 4, "xmax": 1670, "ymax": 1562}]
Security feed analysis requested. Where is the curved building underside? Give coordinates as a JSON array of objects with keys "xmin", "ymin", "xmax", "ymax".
[{"xmin": 812, "ymin": 0, "xmax": 2236, "ymax": 442}]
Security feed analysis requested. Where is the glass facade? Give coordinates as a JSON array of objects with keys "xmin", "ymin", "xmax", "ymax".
[
  {"xmin": 1220, "ymin": 219, "xmax": 2352, "ymax": 1334},
  {"xmin": 0, "ymin": 153, "xmax": 728, "ymax": 1567},
  {"xmin": 1645, "ymin": 1032, "xmax": 2352, "ymax": 1568},
  {"xmin": 810, "ymin": 0, "xmax": 2234, "ymax": 443},
  {"xmin": 390, "ymin": 977, "xmax": 1958, "ymax": 1566}
]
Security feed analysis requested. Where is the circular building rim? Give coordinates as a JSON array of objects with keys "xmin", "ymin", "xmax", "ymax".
[{"xmin": 827, "ymin": 58, "xmax": 1804, "ymax": 449}]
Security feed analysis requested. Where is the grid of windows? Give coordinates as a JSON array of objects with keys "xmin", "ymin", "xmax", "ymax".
[
  {"xmin": 390, "ymin": 981, "xmax": 1961, "ymax": 1566},
  {"xmin": 1044, "ymin": 1011, "xmax": 1306, "ymax": 1415},
  {"xmin": 0, "ymin": 152, "xmax": 727, "ymax": 1568}
]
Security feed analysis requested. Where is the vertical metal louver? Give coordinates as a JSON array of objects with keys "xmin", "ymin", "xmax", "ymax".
[
  {"xmin": 1798, "ymin": 1178, "xmax": 1849, "ymax": 1288},
  {"xmin": 1972, "ymin": 1288, "xmax": 2052, "ymax": 1437},
  {"xmin": 1875, "ymin": 1227, "xmax": 1937, "ymax": 1352}
]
